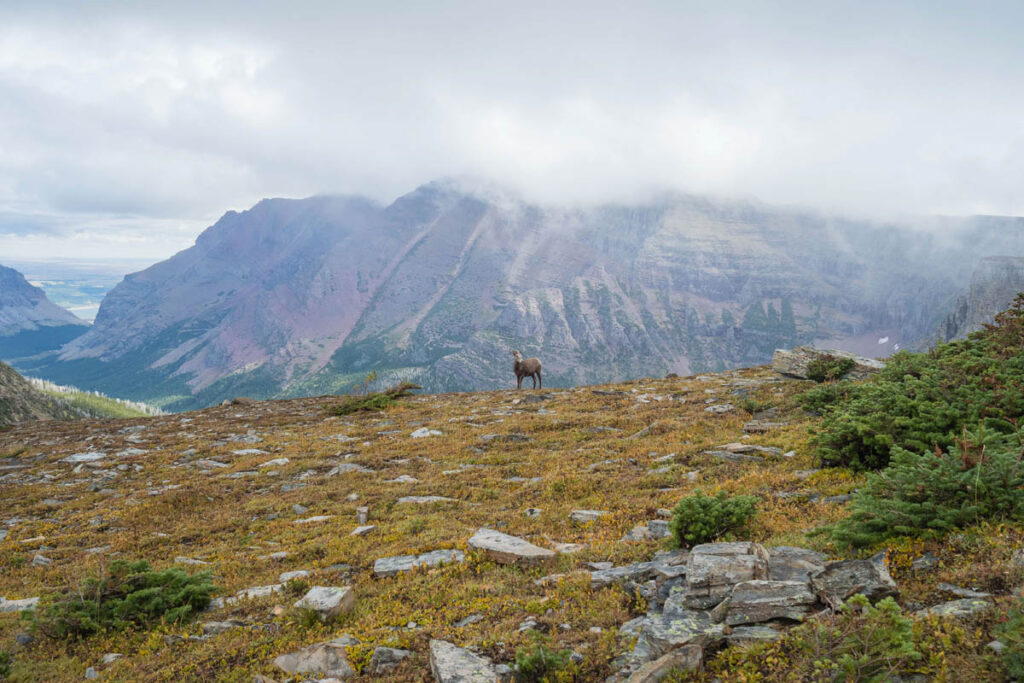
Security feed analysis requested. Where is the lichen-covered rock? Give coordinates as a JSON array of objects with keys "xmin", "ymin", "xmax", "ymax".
[
  {"xmin": 723, "ymin": 580, "xmax": 820, "ymax": 625},
  {"xmin": 810, "ymin": 553, "xmax": 898, "ymax": 605},
  {"xmin": 725, "ymin": 625, "xmax": 783, "ymax": 646},
  {"xmin": 632, "ymin": 612, "xmax": 725, "ymax": 661},
  {"xmin": 374, "ymin": 549, "xmax": 465, "ymax": 578},
  {"xmin": 273, "ymin": 637, "xmax": 355, "ymax": 679},
  {"xmin": 429, "ymin": 639, "xmax": 503, "ymax": 682},
  {"xmin": 369, "ymin": 646, "xmax": 413, "ymax": 674},
  {"xmin": 467, "ymin": 528, "xmax": 556, "ymax": 566},
  {"xmin": 625, "ymin": 644, "xmax": 703, "ymax": 681},
  {"xmin": 684, "ymin": 542, "xmax": 770, "ymax": 609},
  {"xmin": 915, "ymin": 599, "xmax": 992, "ymax": 619}
]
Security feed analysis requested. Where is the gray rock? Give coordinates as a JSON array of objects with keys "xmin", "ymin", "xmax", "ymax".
[
  {"xmin": 647, "ymin": 520, "xmax": 671, "ymax": 538},
  {"xmin": 279, "ymin": 570, "xmax": 310, "ymax": 582},
  {"xmin": 62, "ymin": 452, "xmax": 106, "ymax": 463},
  {"xmin": 570, "ymin": 509, "xmax": 610, "ymax": 523},
  {"xmin": 591, "ymin": 562, "xmax": 656, "ymax": 590},
  {"xmin": 771, "ymin": 346, "xmax": 885, "ymax": 381},
  {"xmin": 356, "ymin": 506, "xmax": 369, "ymax": 524},
  {"xmin": 429, "ymin": 639, "xmax": 502, "ymax": 682},
  {"xmin": 15, "ymin": 632, "xmax": 33, "ymax": 645},
  {"xmin": 85, "ymin": 667, "xmax": 98, "ymax": 679},
  {"xmin": 0, "ymin": 596, "xmax": 39, "ymax": 612},
  {"xmin": 621, "ymin": 525, "xmax": 656, "ymax": 542},
  {"xmin": 625, "ymin": 644, "xmax": 703, "ymax": 681},
  {"xmin": 454, "ymin": 613, "xmax": 484, "ymax": 627},
  {"xmin": 768, "ymin": 546, "xmax": 827, "ymax": 582},
  {"xmin": 202, "ymin": 620, "xmax": 246, "ymax": 635},
  {"xmin": 911, "ymin": 553, "xmax": 939, "ymax": 571},
  {"xmin": 274, "ymin": 637, "xmax": 355, "ymax": 679},
  {"xmin": 723, "ymin": 580, "xmax": 820, "ymax": 625},
  {"xmin": 480, "ymin": 433, "xmax": 531, "ymax": 443},
  {"xmin": 632, "ymin": 612, "xmax": 725, "ymax": 662},
  {"xmin": 369, "ymin": 646, "xmax": 412, "ymax": 674},
  {"xmin": 100, "ymin": 653, "xmax": 123, "ymax": 664},
  {"xmin": 524, "ymin": 507, "xmax": 542, "ymax": 518},
  {"xmin": 704, "ymin": 404, "xmax": 735, "ymax": 414},
  {"xmin": 396, "ymin": 496, "xmax": 457, "ymax": 504},
  {"xmin": 32, "ymin": 553, "xmax": 51, "ymax": 567},
  {"xmin": 915, "ymin": 599, "xmax": 992, "ymax": 618},
  {"xmin": 726, "ymin": 625, "xmax": 783, "ymax": 647},
  {"xmin": 810, "ymin": 552, "xmax": 898, "ymax": 605},
  {"xmin": 988, "ymin": 640, "xmax": 1007, "ymax": 654},
  {"xmin": 351, "ymin": 525, "xmax": 376, "ymax": 537},
  {"xmin": 684, "ymin": 542, "xmax": 770, "ymax": 609},
  {"xmin": 467, "ymin": 528, "xmax": 556, "ymax": 566},
  {"xmin": 703, "ymin": 450, "xmax": 761, "ymax": 463},
  {"xmin": 374, "ymin": 549, "xmax": 465, "ymax": 578},
  {"xmin": 936, "ymin": 582, "xmax": 991, "ymax": 599},
  {"xmin": 293, "ymin": 586, "xmax": 354, "ymax": 620}
]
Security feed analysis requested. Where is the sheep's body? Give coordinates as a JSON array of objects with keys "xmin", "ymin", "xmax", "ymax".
[{"xmin": 512, "ymin": 350, "xmax": 542, "ymax": 389}]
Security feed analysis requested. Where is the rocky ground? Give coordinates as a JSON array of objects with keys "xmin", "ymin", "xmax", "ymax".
[{"xmin": 0, "ymin": 366, "xmax": 1021, "ymax": 681}]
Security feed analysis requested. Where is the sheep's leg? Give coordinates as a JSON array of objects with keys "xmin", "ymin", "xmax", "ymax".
[
  {"xmin": 516, "ymin": 375, "xmax": 522, "ymax": 389},
  {"xmin": 531, "ymin": 374, "xmax": 537, "ymax": 389},
  {"xmin": 537, "ymin": 370, "xmax": 542, "ymax": 389}
]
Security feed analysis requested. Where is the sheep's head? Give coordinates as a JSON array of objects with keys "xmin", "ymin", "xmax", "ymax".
[{"xmin": 511, "ymin": 350, "xmax": 523, "ymax": 362}]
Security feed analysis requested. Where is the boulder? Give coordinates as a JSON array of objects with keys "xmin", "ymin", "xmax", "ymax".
[
  {"xmin": 570, "ymin": 510, "xmax": 610, "ymax": 523},
  {"xmin": 771, "ymin": 346, "xmax": 885, "ymax": 381},
  {"xmin": 591, "ymin": 562, "xmax": 656, "ymax": 590},
  {"xmin": 293, "ymin": 586, "xmax": 354, "ymax": 620},
  {"xmin": 467, "ymin": 528, "xmax": 556, "ymax": 566},
  {"xmin": 0, "ymin": 596, "xmax": 39, "ymax": 612},
  {"xmin": 722, "ymin": 580, "xmax": 820, "ymax": 625},
  {"xmin": 684, "ymin": 543, "xmax": 770, "ymax": 609},
  {"xmin": 273, "ymin": 637, "xmax": 355, "ymax": 679},
  {"xmin": 632, "ymin": 612, "xmax": 725, "ymax": 661},
  {"xmin": 810, "ymin": 553, "xmax": 898, "ymax": 605},
  {"xmin": 625, "ymin": 644, "xmax": 703, "ymax": 681},
  {"xmin": 768, "ymin": 546, "xmax": 827, "ymax": 582},
  {"xmin": 429, "ymin": 639, "xmax": 503, "ymax": 682},
  {"xmin": 725, "ymin": 625, "xmax": 783, "ymax": 647}
]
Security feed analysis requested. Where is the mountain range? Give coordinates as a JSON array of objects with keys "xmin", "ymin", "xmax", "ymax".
[
  {"xmin": 0, "ymin": 264, "xmax": 88, "ymax": 359},
  {"xmin": 13, "ymin": 180, "xmax": 1024, "ymax": 410}
]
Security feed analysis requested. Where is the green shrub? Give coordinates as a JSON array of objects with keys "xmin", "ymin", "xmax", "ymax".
[
  {"xmin": 806, "ymin": 355, "xmax": 856, "ymax": 383},
  {"xmin": 284, "ymin": 577, "xmax": 310, "ymax": 598},
  {"xmin": 797, "ymin": 380, "xmax": 856, "ymax": 415},
  {"xmin": 29, "ymin": 559, "xmax": 215, "ymax": 639},
  {"xmin": 330, "ymin": 382, "xmax": 421, "ymax": 416},
  {"xmin": 791, "ymin": 594, "xmax": 920, "ymax": 681},
  {"xmin": 669, "ymin": 490, "xmax": 758, "ymax": 547},
  {"xmin": 809, "ymin": 294, "xmax": 1024, "ymax": 470},
  {"xmin": 514, "ymin": 636, "xmax": 577, "ymax": 682},
  {"xmin": 996, "ymin": 597, "xmax": 1024, "ymax": 679},
  {"xmin": 0, "ymin": 649, "xmax": 11, "ymax": 677},
  {"xmin": 739, "ymin": 397, "xmax": 773, "ymax": 416},
  {"xmin": 827, "ymin": 426, "xmax": 1024, "ymax": 548}
]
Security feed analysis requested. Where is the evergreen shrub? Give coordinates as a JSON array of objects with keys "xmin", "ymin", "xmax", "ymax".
[{"xmin": 669, "ymin": 490, "xmax": 758, "ymax": 547}]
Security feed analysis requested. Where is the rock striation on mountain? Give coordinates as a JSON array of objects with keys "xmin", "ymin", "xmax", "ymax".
[
  {"xmin": 0, "ymin": 264, "xmax": 88, "ymax": 360},
  {"xmin": 26, "ymin": 181, "xmax": 1024, "ymax": 409},
  {"xmin": 936, "ymin": 256, "xmax": 1024, "ymax": 342}
]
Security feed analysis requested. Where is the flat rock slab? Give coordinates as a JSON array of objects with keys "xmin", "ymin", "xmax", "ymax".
[
  {"xmin": 468, "ymin": 528, "xmax": 556, "ymax": 566},
  {"xmin": 62, "ymin": 452, "xmax": 106, "ymax": 463},
  {"xmin": 293, "ymin": 586, "xmax": 354, "ymax": 620},
  {"xmin": 397, "ymin": 496, "xmax": 458, "ymax": 504},
  {"xmin": 369, "ymin": 646, "xmax": 413, "ymax": 674},
  {"xmin": 429, "ymin": 639, "xmax": 501, "ymax": 682},
  {"xmin": 810, "ymin": 553, "xmax": 898, "ymax": 605},
  {"xmin": 726, "ymin": 625, "xmax": 783, "ymax": 646},
  {"xmin": 916, "ymin": 599, "xmax": 993, "ymax": 619},
  {"xmin": 591, "ymin": 562, "xmax": 656, "ymax": 590},
  {"xmin": 0, "ymin": 596, "xmax": 39, "ymax": 612},
  {"xmin": 633, "ymin": 612, "xmax": 725, "ymax": 662},
  {"xmin": 724, "ymin": 580, "xmax": 820, "ymax": 625},
  {"xmin": 570, "ymin": 509, "xmax": 610, "ymax": 523},
  {"xmin": 274, "ymin": 637, "xmax": 355, "ymax": 679},
  {"xmin": 374, "ymin": 549, "xmax": 466, "ymax": 578},
  {"xmin": 684, "ymin": 542, "xmax": 770, "ymax": 609},
  {"xmin": 625, "ymin": 644, "xmax": 703, "ymax": 682},
  {"xmin": 768, "ymin": 546, "xmax": 827, "ymax": 582}
]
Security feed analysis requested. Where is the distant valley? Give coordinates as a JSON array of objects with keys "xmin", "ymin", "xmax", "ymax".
[{"xmin": 7, "ymin": 180, "xmax": 1024, "ymax": 410}]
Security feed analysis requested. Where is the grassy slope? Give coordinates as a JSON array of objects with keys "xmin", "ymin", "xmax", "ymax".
[
  {"xmin": 0, "ymin": 367, "xmax": 1019, "ymax": 681},
  {"xmin": 31, "ymin": 387, "xmax": 155, "ymax": 420}
]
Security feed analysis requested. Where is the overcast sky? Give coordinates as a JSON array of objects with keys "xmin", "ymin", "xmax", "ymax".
[{"xmin": 1, "ymin": 0, "xmax": 1023, "ymax": 260}]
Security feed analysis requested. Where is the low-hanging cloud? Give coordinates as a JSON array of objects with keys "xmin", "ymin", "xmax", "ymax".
[{"xmin": 1, "ymin": 0, "xmax": 1023, "ymax": 259}]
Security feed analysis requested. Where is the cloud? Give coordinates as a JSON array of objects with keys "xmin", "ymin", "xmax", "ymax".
[{"xmin": 1, "ymin": 1, "xmax": 1023, "ymax": 259}]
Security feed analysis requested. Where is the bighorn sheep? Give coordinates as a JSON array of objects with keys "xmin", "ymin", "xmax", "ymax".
[{"xmin": 512, "ymin": 350, "xmax": 542, "ymax": 389}]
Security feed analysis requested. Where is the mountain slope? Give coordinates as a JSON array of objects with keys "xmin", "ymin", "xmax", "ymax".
[
  {"xmin": 936, "ymin": 256, "xmax": 1024, "ymax": 341},
  {"xmin": 0, "ymin": 264, "xmax": 89, "ymax": 360},
  {"xmin": 0, "ymin": 361, "xmax": 79, "ymax": 426},
  {"xmin": 26, "ymin": 181, "xmax": 1024, "ymax": 409}
]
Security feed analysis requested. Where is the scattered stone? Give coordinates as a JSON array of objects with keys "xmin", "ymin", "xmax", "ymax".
[
  {"xmin": 570, "ymin": 509, "xmax": 610, "ymax": 523},
  {"xmin": 524, "ymin": 507, "xmax": 542, "ymax": 518},
  {"xmin": 15, "ymin": 632, "xmax": 33, "ymax": 645},
  {"xmin": 294, "ymin": 515, "xmax": 333, "ymax": 524},
  {"xmin": 936, "ymin": 582, "xmax": 991, "ymax": 599},
  {"xmin": 274, "ymin": 637, "xmax": 355, "ymax": 679},
  {"xmin": 704, "ymin": 404, "xmax": 735, "ymax": 414},
  {"xmin": 293, "ymin": 503, "xmax": 308, "ymax": 514},
  {"xmin": 647, "ymin": 520, "xmax": 671, "ymax": 538},
  {"xmin": 411, "ymin": 427, "xmax": 442, "ymax": 438},
  {"xmin": 743, "ymin": 421, "xmax": 787, "ymax": 433},
  {"xmin": 810, "ymin": 553, "xmax": 898, "ymax": 605},
  {"xmin": 911, "ymin": 553, "xmax": 940, "ymax": 572},
  {"xmin": 717, "ymin": 443, "xmax": 783, "ymax": 456},
  {"xmin": 386, "ymin": 474, "xmax": 419, "ymax": 484},
  {"xmin": 356, "ymin": 506, "xmax": 369, "ymax": 524},
  {"xmin": 771, "ymin": 346, "xmax": 885, "ymax": 381},
  {"xmin": 32, "ymin": 553, "xmax": 51, "ymax": 566},
  {"xmin": 621, "ymin": 525, "xmax": 655, "ymax": 542},
  {"xmin": 988, "ymin": 640, "xmax": 1007, "ymax": 654},
  {"xmin": 723, "ymin": 580, "xmax": 820, "ymax": 625},
  {"xmin": 454, "ymin": 613, "xmax": 484, "ymax": 627},
  {"xmin": 396, "ymin": 495, "xmax": 457, "ymax": 504},
  {"xmin": 633, "ymin": 612, "xmax": 725, "ymax": 662},
  {"xmin": 369, "ymin": 646, "xmax": 412, "ymax": 674},
  {"xmin": 202, "ymin": 620, "xmax": 246, "ymax": 635},
  {"xmin": 916, "ymin": 599, "xmax": 992, "ymax": 618},
  {"xmin": 703, "ymin": 450, "xmax": 761, "ymax": 463},
  {"xmin": 480, "ymin": 433, "xmax": 531, "ymax": 443},
  {"xmin": 259, "ymin": 458, "xmax": 289, "ymax": 468},
  {"xmin": 231, "ymin": 448, "xmax": 268, "ymax": 456},
  {"xmin": 468, "ymin": 528, "xmax": 556, "ymax": 566},
  {"xmin": 326, "ymin": 463, "xmax": 373, "ymax": 475},
  {"xmin": 351, "ymin": 525, "xmax": 376, "ymax": 537},
  {"xmin": 0, "ymin": 596, "xmax": 39, "ymax": 612},
  {"xmin": 258, "ymin": 551, "xmax": 290, "ymax": 561},
  {"xmin": 62, "ymin": 452, "xmax": 106, "ymax": 463},
  {"xmin": 373, "ymin": 549, "xmax": 466, "ymax": 578},
  {"xmin": 279, "ymin": 570, "xmax": 310, "ymax": 582},
  {"xmin": 293, "ymin": 586, "xmax": 355, "ymax": 620},
  {"xmin": 85, "ymin": 667, "xmax": 98, "ymax": 679},
  {"xmin": 626, "ymin": 644, "xmax": 703, "ymax": 681},
  {"xmin": 726, "ymin": 625, "xmax": 783, "ymax": 646},
  {"xmin": 591, "ymin": 562, "xmax": 657, "ymax": 590},
  {"xmin": 429, "ymin": 639, "xmax": 501, "ymax": 683}
]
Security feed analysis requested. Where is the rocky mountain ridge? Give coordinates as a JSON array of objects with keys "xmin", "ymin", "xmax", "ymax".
[
  {"xmin": 0, "ymin": 361, "xmax": 79, "ymax": 426},
  {"xmin": 22, "ymin": 181, "xmax": 1024, "ymax": 410},
  {"xmin": 936, "ymin": 256, "xmax": 1024, "ymax": 342},
  {"xmin": 0, "ymin": 264, "xmax": 88, "ymax": 360}
]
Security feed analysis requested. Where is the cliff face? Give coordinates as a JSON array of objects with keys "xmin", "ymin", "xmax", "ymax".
[
  {"xmin": 24, "ymin": 182, "xmax": 1024, "ymax": 409},
  {"xmin": 0, "ymin": 362, "xmax": 78, "ymax": 426},
  {"xmin": 937, "ymin": 256, "xmax": 1024, "ymax": 341},
  {"xmin": 0, "ymin": 264, "xmax": 89, "ymax": 360}
]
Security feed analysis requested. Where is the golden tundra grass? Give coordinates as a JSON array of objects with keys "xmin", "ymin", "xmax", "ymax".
[{"xmin": 0, "ymin": 367, "xmax": 1021, "ymax": 681}]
